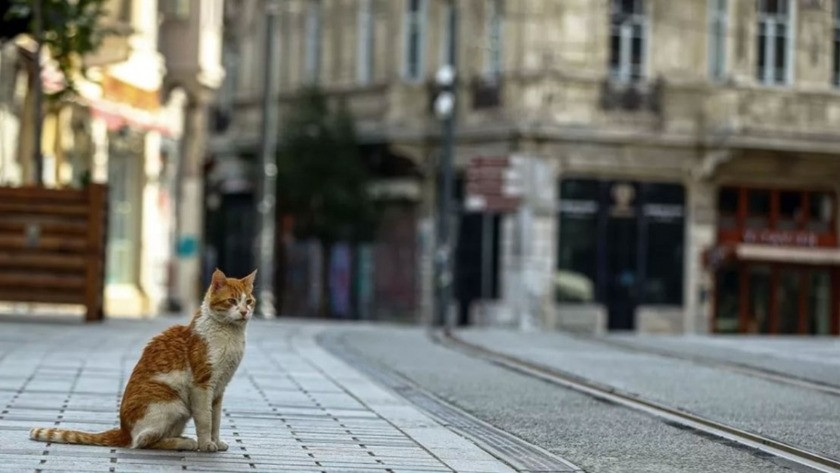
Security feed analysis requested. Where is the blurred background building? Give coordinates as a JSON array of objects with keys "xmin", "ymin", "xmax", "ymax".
[
  {"xmin": 0, "ymin": 0, "xmax": 223, "ymax": 317},
  {"xmin": 2, "ymin": 0, "xmax": 840, "ymax": 336},
  {"xmin": 212, "ymin": 0, "xmax": 840, "ymax": 336}
]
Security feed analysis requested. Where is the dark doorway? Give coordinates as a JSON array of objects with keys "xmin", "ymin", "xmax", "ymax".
[
  {"xmin": 606, "ymin": 211, "xmax": 639, "ymax": 330},
  {"xmin": 207, "ymin": 192, "xmax": 256, "ymax": 280},
  {"xmin": 454, "ymin": 212, "xmax": 501, "ymax": 325}
]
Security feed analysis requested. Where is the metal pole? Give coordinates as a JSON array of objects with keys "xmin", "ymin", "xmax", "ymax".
[
  {"xmin": 256, "ymin": 0, "xmax": 280, "ymax": 318},
  {"xmin": 480, "ymin": 212, "xmax": 492, "ymax": 300},
  {"xmin": 32, "ymin": 0, "xmax": 43, "ymax": 186},
  {"xmin": 437, "ymin": 1, "xmax": 458, "ymax": 329}
]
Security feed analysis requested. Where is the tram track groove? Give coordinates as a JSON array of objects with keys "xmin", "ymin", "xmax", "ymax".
[
  {"xmin": 318, "ymin": 330, "xmax": 584, "ymax": 472},
  {"xmin": 437, "ymin": 329, "xmax": 840, "ymax": 473}
]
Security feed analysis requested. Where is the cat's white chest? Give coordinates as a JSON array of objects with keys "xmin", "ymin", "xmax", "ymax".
[
  {"xmin": 207, "ymin": 333, "xmax": 245, "ymax": 389},
  {"xmin": 194, "ymin": 319, "xmax": 246, "ymax": 391}
]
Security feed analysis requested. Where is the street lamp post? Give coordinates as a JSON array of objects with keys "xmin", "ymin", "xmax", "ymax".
[
  {"xmin": 256, "ymin": 0, "xmax": 280, "ymax": 318},
  {"xmin": 434, "ymin": 0, "xmax": 458, "ymax": 330}
]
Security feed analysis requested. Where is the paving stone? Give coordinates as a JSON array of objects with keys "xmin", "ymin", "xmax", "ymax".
[{"xmin": 0, "ymin": 318, "xmax": 523, "ymax": 472}]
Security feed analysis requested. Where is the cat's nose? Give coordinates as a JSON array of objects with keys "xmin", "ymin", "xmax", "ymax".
[{"xmin": 239, "ymin": 309, "xmax": 248, "ymax": 317}]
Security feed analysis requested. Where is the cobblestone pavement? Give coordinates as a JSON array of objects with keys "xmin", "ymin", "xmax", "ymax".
[{"xmin": 0, "ymin": 318, "xmax": 513, "ymax": 473}]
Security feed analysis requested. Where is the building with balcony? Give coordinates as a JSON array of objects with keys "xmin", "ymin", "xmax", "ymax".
[{"xmin": 214, "ymin": 0, "xmax": 840, "ymax": 335}]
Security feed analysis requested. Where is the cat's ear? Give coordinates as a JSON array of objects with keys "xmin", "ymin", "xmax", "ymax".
[
  {"xmin": 211, "ymin": 268, "xmax": 227, "ymax": 292},
  {"xmin": 242, "ymin": 269, "xmax": 257, "ymax": 291}
]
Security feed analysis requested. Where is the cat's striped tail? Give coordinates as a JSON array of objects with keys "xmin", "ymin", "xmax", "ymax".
[{"xmin": 29, "ymin": 427, "xmax": 130, "ymax": 447}]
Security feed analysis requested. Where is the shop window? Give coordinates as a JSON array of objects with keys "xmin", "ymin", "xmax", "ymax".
[
  {"xmin": 809, "ymin": 270, "xmax": 832, "ymax": 335},
  {"xmin": 643, "ymin": 183, "xmax": 684, "ymax": 304},
  {"xmin": 645, "ymin": 219, "xmax": 683, "ymax": 304},
  {"xmin": 718, "ymin": 187, "xmax": 738, "ymax": 229},
  {"xmin": 644, "ymin": 182, "xmax": 683, "ymax": 205},
  {"xmin": 715, "ymin": 268, "xmax": 740, "ymax": 333},
  {"xmin": 557, "ymin": 179, "xmax": 600, "ymax": 302},
  {"xmin": 557, "ymin": 217, "xmax": 598, "ymax": 302},
  {"xmin": 561, "ymin": 179, "xmax": 600, "ymax": 200},
  {"xmin": 778, "ymin": 269, "xmax": 800, "ymax": 334},
  {"xmin": 808, "ymin": 192, "xmax": 834, "ymax": 232},
  {"xmin": 747, "ymin": 189, "xmax": 770, "ymax": 229},
  {"xmin": 778, "ymin": 190, "xmax": 802, "ymax": 230},
  {"xmin": 748, "ymin": 265, "xmax": 771, "ymax": 333}
]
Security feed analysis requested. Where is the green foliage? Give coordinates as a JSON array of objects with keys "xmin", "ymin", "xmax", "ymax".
[
  {"xmin": 4, "ymin": 0, "xmax": 111, "ymax": 99},
  {"xmin": 277, "ymin": 87, "xmax": 379, "ymax": 244}
]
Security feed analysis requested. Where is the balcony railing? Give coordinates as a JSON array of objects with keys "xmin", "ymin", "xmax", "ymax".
[
  {"xmin": 471, "ymin": 76, "xmax": 503, "ymax": 109},
  {"xmin": 600, "ymin": 78, "xmax": 663, "ymax": 113}
]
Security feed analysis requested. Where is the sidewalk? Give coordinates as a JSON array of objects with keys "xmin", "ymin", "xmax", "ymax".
[{"xmin": 0, "ymin": 318, "xmax": 513, "ymax": 472}]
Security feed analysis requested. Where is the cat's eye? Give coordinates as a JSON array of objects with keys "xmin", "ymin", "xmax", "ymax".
[
  {"xmin": 246, "ymin": 298, "xmax": 255, "ymax": 305},
  {"xmin": 227, "ymin": 298, "xmax": 237, "ymax": 305}
]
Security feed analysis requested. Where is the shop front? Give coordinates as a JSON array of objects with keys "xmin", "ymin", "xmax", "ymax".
[
  {"xmin": 710, "ymin": 186, "xmax": 840, "ymax": 335},
  {"xmin": 557, "ymin": 179, "xmax": 685, "ymax": 330}
]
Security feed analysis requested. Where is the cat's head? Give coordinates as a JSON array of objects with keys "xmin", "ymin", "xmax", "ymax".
[{"xmin": 203, "ymin": 268, "xmax": 257, "ymax": 324}]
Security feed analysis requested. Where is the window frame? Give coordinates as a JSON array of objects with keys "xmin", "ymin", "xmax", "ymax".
[
  {"xmin": 609, "ymin": 0, "xmax": 648, "ymax": 84},
  {"xmin": 756, "ymin": 0, "xmax": 795, "ymax": 86},
  {"xmin": 304, "ymin": 0, "xmax": 322, "ymax": 84},
  {"xmin": 403, "ymin": 0, "xmax": 428, "ymax": 83},
  {"xmin": 708, "ymin": 0, "xmax": 728, "ymax": 82},
  {"xmin": 439, "ymin": 0, "xmax": 455, "ymax": 68},
  {"xmin": 834, "ymin": 0, "xmax": 840, "ymax": 86},
  {"xmin": 484, "ymin": 0, "xmax": 503, "ymax": 79},
  {"xmin": 356, "ymin": 0, "xmax": 375, "ymax": 85}
]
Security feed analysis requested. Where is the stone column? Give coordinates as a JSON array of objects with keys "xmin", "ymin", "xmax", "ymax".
[
  {"xmin": 503, "ymin": 155, "xmax": 557, "ymax": 330},
  {"xmin": 174, "ymin": 89, "xmax": 211, "ymax": 314}
]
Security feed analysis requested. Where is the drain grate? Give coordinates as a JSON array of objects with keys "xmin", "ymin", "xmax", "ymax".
[{"xmin": 319, "ymin": 332, "xmax": 582, "ymax": 473}]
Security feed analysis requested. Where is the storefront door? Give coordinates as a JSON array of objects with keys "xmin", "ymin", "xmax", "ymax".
[{"xmin": 606, "ymin": 212, "xmax": 638, "ymax": 330}]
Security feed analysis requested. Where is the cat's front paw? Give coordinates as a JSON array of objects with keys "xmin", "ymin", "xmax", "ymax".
[
  {"xmin": 198, "ymin": 439, "xmax": 218, "ymax": 452},
  {"xmin": 213, "ymin": 439, "xmax": 229, "ymax": 451}
]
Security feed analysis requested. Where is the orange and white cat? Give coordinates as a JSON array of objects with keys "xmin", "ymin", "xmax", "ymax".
[{"xmin": 29, "ymin": 268, "xmax": 256, "ymax": 451}]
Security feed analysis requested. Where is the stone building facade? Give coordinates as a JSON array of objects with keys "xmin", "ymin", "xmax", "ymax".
[{"xmin": 215, "ymin": 0, "xmax": 840, "ymax": 334}]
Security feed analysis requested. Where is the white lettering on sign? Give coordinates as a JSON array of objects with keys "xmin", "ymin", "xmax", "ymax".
[
  {"xmin": 742, "ymin": 229, "xmax": 819, "ymax": 247},
  {"xmin": 643, "ymin": 204, "xmax": 684, "ymax": 220},
  {"xmin": 559, "ymin": 200, "xmax": 598, "ymax": 215},
  {"xmin": 466, "ymin": 155, "xmax": 522, "ymax": 212}
]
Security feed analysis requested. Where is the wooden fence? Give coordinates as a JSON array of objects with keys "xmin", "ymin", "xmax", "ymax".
[{"xmin": 0, "ymin": 185, "xmax": 108, "ymax": 321}]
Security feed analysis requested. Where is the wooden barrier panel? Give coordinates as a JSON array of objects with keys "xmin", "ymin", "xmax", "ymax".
[{"xmin": 0, "ymin": 185, "xmax": 108, "ymax": 321}]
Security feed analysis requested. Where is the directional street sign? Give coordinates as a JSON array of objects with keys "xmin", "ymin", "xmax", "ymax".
[{"xmin": 465, "ymin": 156, "xmax": 523, "ymax": 212}]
